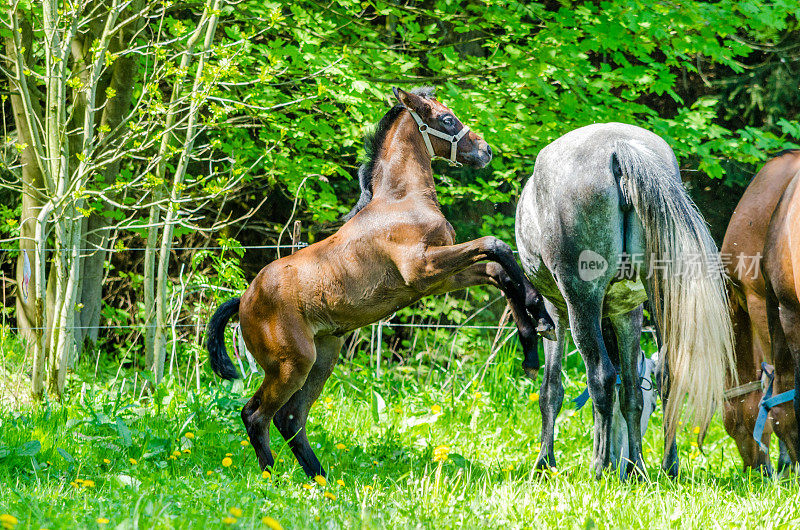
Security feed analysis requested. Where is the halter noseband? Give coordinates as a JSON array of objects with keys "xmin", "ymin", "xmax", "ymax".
[{"xmin": 406, "ymin": 109, "xmax": 470, "ymax": 167}]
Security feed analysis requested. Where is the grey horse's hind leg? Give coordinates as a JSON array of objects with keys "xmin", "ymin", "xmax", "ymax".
[
  {"xmin": 536, "ymin": 300, "xmax": 566, "ymax": 470},
  {"xmin": 610, "ymin": 307, "xmax": 647, "ymax": 479},
  {"xmin": 564, "ymin": 291, "xmax": 617, "ymax": 480},
  {"xmin": 654, "ymin": 349, "xmax": 679, "ymax": 477}
]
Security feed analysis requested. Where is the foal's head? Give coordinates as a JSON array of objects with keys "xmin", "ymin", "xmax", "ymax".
[{"xmin": 393, "ymin": 87, "xmax": 493, "ymax": 168}]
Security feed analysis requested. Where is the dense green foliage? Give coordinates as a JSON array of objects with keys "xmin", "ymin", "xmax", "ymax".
[{"xmin": 3, "ymin": 0, "xmax": 799, "ymax": 340}]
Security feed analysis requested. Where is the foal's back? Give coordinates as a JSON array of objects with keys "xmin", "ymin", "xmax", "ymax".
[{"xmin": 241, "ymin": 194, "xmax": 454, "ymax": 335}]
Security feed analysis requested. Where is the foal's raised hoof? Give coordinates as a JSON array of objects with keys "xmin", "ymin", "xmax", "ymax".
[
  {"xmin": 522, "ymin": 363, "xmax": 539, "ymax": 381},
  {"xmin": 536, "ymin": 317, "xmax": 556, "ymax": 342}
]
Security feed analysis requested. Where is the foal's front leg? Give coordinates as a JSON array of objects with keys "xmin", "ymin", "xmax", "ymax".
[
  {"xmin": 400, "ymin": 237, "xmax": 551, "ymax": 371},
  {"xmin": 425, "ymin": 262, "xmax": 547, "ymax": 376}
]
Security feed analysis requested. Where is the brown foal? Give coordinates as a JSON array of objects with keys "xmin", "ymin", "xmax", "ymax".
[
  {"xmin": 206, "ymin": 87, "xmax": 552, "ymax": 477},
  {"xmin": 721, "ymin": 149, "xmax": 800, "ymax": 473}
]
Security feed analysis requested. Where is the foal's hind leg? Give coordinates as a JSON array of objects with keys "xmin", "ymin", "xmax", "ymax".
[
  {"xmin": 536, "ymin": 301, "xmax": 566, "ymax": 470},
  {"xmin": 610, "ymin": 307, "xmax": 647, "ymax": 479},
  {"xmin": 273, "ymin": 335, "xmax": 343, "ymax": 478},
  {"xmin": 241, "ymin": 319, "xmax": 317, "ymax": 472}
]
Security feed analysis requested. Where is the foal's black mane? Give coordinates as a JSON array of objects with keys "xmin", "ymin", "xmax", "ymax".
[{"xmin": 342, "ymin": 86, "xmax": 436, "ymax": 221}]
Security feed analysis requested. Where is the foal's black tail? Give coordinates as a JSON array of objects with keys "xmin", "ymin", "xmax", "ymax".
[{"xmin": 206, "ymin": 297, "xmax": 242, "ymax": 380}]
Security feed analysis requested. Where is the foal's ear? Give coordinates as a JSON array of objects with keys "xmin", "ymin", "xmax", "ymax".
[{"xmin": 392, "ymin": 87, "xmax": 431, "ymax": 117}]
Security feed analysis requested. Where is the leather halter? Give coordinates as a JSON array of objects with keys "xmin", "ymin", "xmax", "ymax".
[{"xmin": 406, "ymin": 109, "xmax": 470, "ymax": 167}]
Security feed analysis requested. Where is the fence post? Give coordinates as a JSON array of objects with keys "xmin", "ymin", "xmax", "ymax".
[
  {"xmin": 376, "ymin": 319, "xmax": 383, "ymax": 379},
  {"xmin": 291, "ymin": 220, "xmax": 302, "ymax": 253}
]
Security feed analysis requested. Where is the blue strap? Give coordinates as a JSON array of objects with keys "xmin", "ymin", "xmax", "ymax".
[
  {"xmin": 573, "ymin": 353, "xmax": 652, "ymax": 410},
  {"xmin": 573, "ymin": 375, "xmax": 621, "ymax": 410},
  {"xmin": 753, "ymin": 362, "xmax": 796, "ymax": 453}
]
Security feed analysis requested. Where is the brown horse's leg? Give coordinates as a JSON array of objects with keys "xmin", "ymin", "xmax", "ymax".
[
  {"xmin": 400, "ymin": 237, "xmax": 552, "ymax": 369},
  {"xmin": 769, "ymin": 303, "xmax": 800, "ymax": 464},
  {"xmin": 273, "ymin": 335, "xmax": 343, "ymax": 478},
  {"xmin": 241, "ymin": 317, "xmax": 317, "ymax": 472},
  {"xmin": 723, "ymin": 298, "xmax": 773, "ymax": 475},
  {"xmin": 426, "ymin": 262, "xmax": 550, "ymax": 377}
]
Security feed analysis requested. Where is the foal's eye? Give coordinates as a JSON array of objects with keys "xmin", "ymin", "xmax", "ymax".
[{"xmin": 441, "ymin": 116, "xmax": 455, "ymax": 128}]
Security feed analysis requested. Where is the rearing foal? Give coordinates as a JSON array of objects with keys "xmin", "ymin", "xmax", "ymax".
[{"xmin": 206, "ymin": 87, "xmax": 551, "ymax": 477}]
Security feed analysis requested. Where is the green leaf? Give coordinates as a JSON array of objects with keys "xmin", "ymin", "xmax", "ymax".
[
  {"xmin": 116, "ymin": 417, "xmax": 133, "ymax": 447},
  {"xmin": 16, "ymin": 440, "xmax": 41, "ymax": 457},
  {"xmin": 57, "ymin": 447, "xmax": 75, "ymax": 463},
  {"xmin": 370, "ymin": 391, "xmax": 386, "ymax": 424}
]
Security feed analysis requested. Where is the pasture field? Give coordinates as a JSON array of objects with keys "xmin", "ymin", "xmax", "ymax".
[{"xmin": 1, "ymin": 332, "xmax": 798, "ymax": 530}]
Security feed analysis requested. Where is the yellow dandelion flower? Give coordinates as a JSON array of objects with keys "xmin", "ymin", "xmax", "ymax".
[
  {"xmin": 183, "ymin": 449, "xmax": 190, "ymax": 454},
  {"xmin": 128, "ymin": 458, "xmax": 138, "ymax": 465},
  {"xmin": 393, "ymin": 406, "xmax": 402, "ymax": 414},
  {"xmin": 336, "ymin": 479, "xmax": 345, "ymax": 487},
  {"xmin": 324, "ymin": 491, "xmax": 336, "ymax": 500},
  {"xmin": 75, "ymin": 479, "xmax": 84, "ymax": 484},
  {"xmin": 96, "ymin": 518, "xmax": 109, "ymax": 525},
  {"xmin": 302, "ymin": 484, "xmax": 313, "ymax": 490},
  {"xmin": 185, "ymin": 432, "xmax": 195, "ymax": 439},
  {"xmin": 529, "ymin": 392, "xmax": 539, "ymax": 402},
  {"xmin": 262, "ymin": 516, "xmax": 283, "ymax": 530},
  {"xmin": 168, "ymin": 455, "xmax": 176, "ymax": 461},
  {"xmin": 278, "ymin": 458, "xmax": 284, "ymax": 463},
  {"xmin": 362, "ymin": 485, "xmax": 373, "ymax": 492},
  {"xmin": 335, "ymin": 443, "xmax": 346, "ymax": 451},
  {"xmin": 172, "ymin": 451, "xmax": 181, "ymax": 457},
  {"xmin": 433, "ymin": 445, "xmax": 450, "ymax": 462},
  {"xmin": 226, "ymin": 453, "xmax": 233, "ymax": 457},
  {"xmin": 207, "ymin": 470, "xmax": 214, "ymax": 476},
  {"xmin": 473, "ymin": 392, "xmax": 482, "ymax": 400},
  {"xmin": 372, "ymin": 460, "xmax": 379, "ymax": 465},
  {"xmin": 0, "ymin": 514, "xmax": 18, "ymax": 528},
  {"xmin": 693, "ymin": 426, "xmax": 701, "ymax": 434},
  {"xmin": 431, "ymin": 404, "xmax": 442, "ymax": 414},
  {"xmin": 222, "ymin": 457, "xmax": 233, "ymax": 467},
  {"xmin": 82, "ymin": 480, "xmax": 95, "ymax": 488},
  {"xmin": 314, "ymin": 475, "xmax": 327, "ymax": 487},
  {"xmin": 102, "ymin": 459, "xmax": 110, "ymax": 464},
  {"xmin": 324, "ymin": 397, "xmax": 333, "ymax": 404},
  {"xmin": 241, "ymin": 440, "xmax": 249, "ymax": 447},
  {"xmin": 262, "ymin": 470, "xmax": 271, "ymax": 480},
  {"xmin": 222, "ymin": 516, "xmax": 237, "ymax": 524},
  {"xmin": 229, "ymin": 508, "xmax": 243, "ymax": 518},
  {"xmin": 69, "ymin": 481, "xmax": 78, "ymax": 488},
  {"xmin": 691, "ymin": 441, "xmax": 698, "ymax": 448}
]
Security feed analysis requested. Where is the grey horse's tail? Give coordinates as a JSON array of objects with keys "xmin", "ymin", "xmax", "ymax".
[
  {"xmin": 206, "ymin": 298, "xmax": 242, "ymax": 380},
  {"xmin": 614, "ymin": 141, "xmax": 735, "ymax": 443}
]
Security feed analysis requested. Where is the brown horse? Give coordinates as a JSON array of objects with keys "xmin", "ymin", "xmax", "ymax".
[
  {"xmin": 721, "ymin": 149, "xmax": 800, "ymax": 474},
  {"xmin": 762, "ymin": 158, "xmax": 800, "ymax": 467},
  {"xmin": 205, "ymin": 87, "xmax": 552, "ymax": 477}
]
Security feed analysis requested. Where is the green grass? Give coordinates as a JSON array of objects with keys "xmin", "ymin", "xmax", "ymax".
[{"xmin": 1, "ymin": 334, "xmax": 799, "ymax": 529}]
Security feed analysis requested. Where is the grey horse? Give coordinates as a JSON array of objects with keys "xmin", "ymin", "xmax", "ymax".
[{"xmin": 516, "ymin": 123, "xmax": 735, "ymax": 479}]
